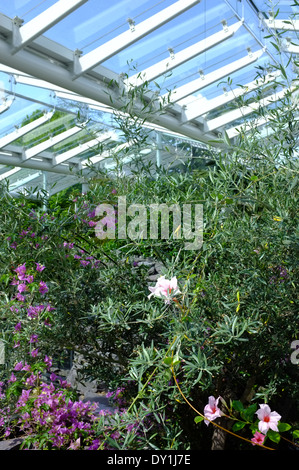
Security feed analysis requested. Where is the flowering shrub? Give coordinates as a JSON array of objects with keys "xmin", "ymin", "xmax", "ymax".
[
  {"xmin": 1, "ymin": 145, "xmax": 298, "ymax": 449},
  {"xmin": 0, "ymin": 360, "xmax": 155, "ymax": 450}
]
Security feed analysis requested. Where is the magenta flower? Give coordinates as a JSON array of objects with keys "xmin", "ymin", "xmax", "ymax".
[
  {"xmin": 203, "ymin": 396, "xmax": 223, "ymax": 426},
  {"xmin": 27, "ymin": 305, "xmax": 43, "ymax": 319},
  {"xmin": 148, "ymin": 276, "xmax": 180, "ymax": 303},
  {"xmin": 39, "ymin": 281, "xmax": 48, "ymax": 295},
  {"xmin": 30, "ymin": 348, "xmax": 39, "ymax": 357},
  {"xmin": 29, "ymin": 334, "xmax": 38, "ymax": 343},
  {"xmin": 17, "ymin": 283, "xmax": 28, "ymax": 293},
  {"xmin": 80, "ymin": 260, "xmax": 90, "ymax": 267},
  {"xmin": 14, "ymin": 362, "xmax": 23, "ymax": 371},
  {"xmin": 68, "ymin": 438, "xmax": 81, "ymax": 450},
  {"xmin": 10, "ymin": 277, "xmax": 19, "ymax": 286},
  {"xmin": 8, "ymin": 373, "xmax": 17, "ymax": 383},
  {"xmin": 14, "ymin": 322, "xmax": 22, "ymax": 331},
  {"xmin": 251, "ymin": 431, "xmax": 266, "ymax": 446},
  {"xmin": 15, "ymin": 263, "xmax": 27, "ymax": 279},
  {"xmin": 256, "ymin": 404, "xmax": 281, "ymax": 434},
  {"xmin": 87, "ymin": 210, "xmax": 96, "ymax": 218},
  {"xmin": 36, "ymin": 263, "xmax": 46, "ymax": 272},
  {"xmin": 44, "ymin": 355, "xmax": 52, "ymax": 369},
  {"xmin": 25, "ymin": 275, "xmax": 34, "ymax": 283},
  {"xmin": 50, "ymin": 372, "xmax": 57, "ymax": 382},
  {"xmin": 16, "ymin": 293, "xmax": 25, "ymax": 302}
]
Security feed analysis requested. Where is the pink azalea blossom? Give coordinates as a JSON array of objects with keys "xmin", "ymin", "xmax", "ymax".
[
  {"xmin": 17, "ymin": 283, "xmax": 28, "ymax": 293},
  {"xmin": 8, "ymin": 373, "xmax": 17, "ymax": 383},
  {"xmin": 148, "ymin": 276, "xmax": 180, "ymax": 303},
  {"xmin": 36, "ymin": 263, "xmax": 45, "ymax": 272},
  {"xmin": 256, "ymin": 404, "xmax": 281, "ymax": 434},
  {"xmin": 88, "ymin": 220, "xmax": 97, "ymax": 227},
  {"xmin": 39, "ymin": 281, "xmax": 49, "ymax": 295},
  {"xmin": 251, "ymin": 431, "xmax": 265, "ymax": 446},
  {"xmin": 29, "ymin": 334, "xmax": 38, "ymax": 343},
  {"xmin": 30, "ymin": 348, "xmax": 39, "ymax": 357},
  {"xmin": 16, "ymin": 293, "xmax": 25, "ymax": 302},
  {"xmin": 203, "ymin": 396, "xmax": 223, "ymax": 426},
  {"xmin": 15, "ymin": 263, "xmax": 27, "ymax": 280},
  {"xmin": 44, "ymin": 355, "xmax": 52, "ymax": 369}
]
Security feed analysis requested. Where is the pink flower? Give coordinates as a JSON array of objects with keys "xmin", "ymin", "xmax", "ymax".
[
  {"xmin": 256, "ymin": 404, "xmax": 281, "ymax": 434},
  {"xmin": 10, "ymin": 277, "xmax": 19, "ymax": 286},
  {"xmin": 88, "ymin": 220, "xmax": 97, "ymax": 227},
  {"xmin": 44, "ymin": 355, "xmax": 52, "ymax": 369},
  {"xmin": 16, "ymin": 293, "xmax": 25, "ymax": 302},
  {"xmin": 17, "ymin": 283, "xmax": 28, "ymax": 293},
  {"xmin": 80, "ymin": 260, "xmax": 90, "ymax": 267},
  {"xmin": 29, "ymin": 334, "xmax": 38, "ymax": 343},
  {"xmin": 15, "ymin": 263, "xmax": 27, "ymax": 280},
  {"xmin": 68, "ymin": 438, "xmax": 81, "ymax": 450},
  {"xmin": 203, "ymin": 396, "xmax": 223, "ymax": 426},
  {"xmin": 36, "ymin": 263, "xmax": 45, "ymax": 272},
  {"xmin": 39, "ymin": 281, "xmax": 48, "ymax": 295},
  {"xmin": 8, "ymin": 373, "xmax": 17, "ymax": 383},
  {"xmin": 251, "ymin": 431, "xmax": 265, "ymax": 446},
  {"xmin": 148, "ymin": 276, "xmax": 180, "ymax": 303}
]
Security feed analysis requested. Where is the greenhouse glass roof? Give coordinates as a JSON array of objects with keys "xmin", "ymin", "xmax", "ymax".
[{"xmin": 0, "ymin": 0, "xmax": 298, "ymax": 196}]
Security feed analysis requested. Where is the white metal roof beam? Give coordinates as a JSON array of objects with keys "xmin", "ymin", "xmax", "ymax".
[
  {"xmin": 0, "ymin": 111, "xmax": 54, "ymax": 148},
  {"xmin": 0, "ymin": 34, "xmax": 220, "ymax": 146},
  {"xmin": 73, "ymin": 0, "xmax": 201, "ymax": 78},
  {"xmin": 53, "ymin": 131, "xmax": 116, "ymax": 165},
  {"xmin": 226, "ymin": 115, "xmax": 268, "ymax": 139},
  {"xmin": 9, "ymin": 171, "xmax": 41, "ymax": 190},
  {"xmin": 0, "ymin": 152, "xmax": 80, "ymax": 175},
  {"xmin": 22, "ymin": 125, "xmax": 83, "ymax": 160},
  {"xmin": 163, "ymin": 48, "xmax": 264, "ymax": 104},
  {"xmin": 264, "ymin": 19, "xmax": 299, "ymax": 32},
  {"xmin": 12, "ymin": 0, "xmax": 88, "ymax": 54},
  {"xmin": 204, "ymin": 87, "xmax": 290, "ymax": 132},
  {"xmin": 0, "ymin": 98, "xmax": 14, "ymax": 114},
  {"xmin": 181, "ymin": 70, "xmax": 280, "ymax": 123},
  {"xmin": 53, "ymin": 137, "xmax": 101, "ymax": 166},
  {"xmin": 283, "ymin": 42, "xmax": 299, "ymax": 54},
  {"xmin": 0, "ymin": 166, "xmax": 21, "ymax": 181},
  {"xmin": 125, "ymin": 20, "xmax": 243, "ymax": 89},
  {"xmin": 81, "ymin": 141, "xmax": 133, "ymax": 167}
]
